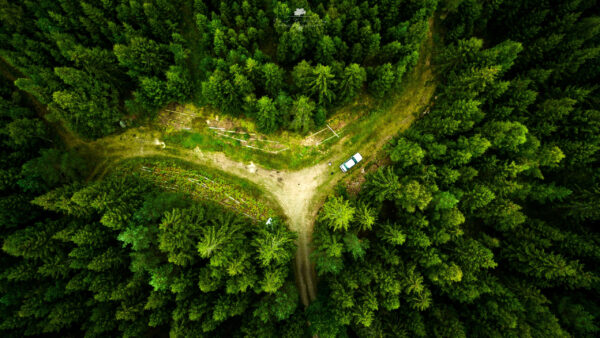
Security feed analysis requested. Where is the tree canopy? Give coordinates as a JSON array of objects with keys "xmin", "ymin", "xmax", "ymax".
[
  {"xmin": 308, "ymin": 1, "xmax": 600, "ymax": 335},
  {"xmin": 1, "ymin": 0, "xmax": 599, "ymax": 337},
  {"xmin": 0, "ymin": 0, "xmax": 434, "ymax": 138}
]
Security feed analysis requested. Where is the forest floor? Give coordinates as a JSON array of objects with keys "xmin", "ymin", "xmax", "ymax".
[{"xmin": 7, "ymin": 19, "xmax": 436, "ymax": 307}]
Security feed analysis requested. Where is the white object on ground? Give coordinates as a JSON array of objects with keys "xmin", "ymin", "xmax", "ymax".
[{"xmin": 339, "ymin": 152, "xmax": 363, "ymax": 172}]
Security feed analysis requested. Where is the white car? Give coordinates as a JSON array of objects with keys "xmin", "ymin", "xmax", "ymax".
[{"xmin": 339, "ymin": 153, "xmax": 362, "ymax": 172}]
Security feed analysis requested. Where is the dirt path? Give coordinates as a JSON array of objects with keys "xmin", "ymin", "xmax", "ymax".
[
  {"xmin": 191, "ymin": 151, "xmax": 329, "ymax": 305},
  {"xmin": 87, "ymin": 45, "xmax": 435, "ymax": 305},
  {"xmin": 95, "ymin": 138, "xmax": 331, "ymax": 306},
  {"xmin": 6, "ymin": 18, "xmax": 436, "ymax": 308}
]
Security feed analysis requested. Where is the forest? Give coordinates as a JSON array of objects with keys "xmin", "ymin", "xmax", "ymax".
[
  {"xmin": 0, "ymin": 0, "xmax": 434, "ymax": 137},
  {"xmin": 1, "ymin": 0, "xmax": 599, "ymax": 337}
]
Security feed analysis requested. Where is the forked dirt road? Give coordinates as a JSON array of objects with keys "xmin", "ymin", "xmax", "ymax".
[
  {"xmin": 8, "ymin": 19, "xmax": 436, "ymax": 308},
  {"xmin": 85, "ymin": 36, "xmax": 435, "ymax": 304},
  {"xmin": 92, "ymin": 142, "xmax": 331, "ymax": 306}
]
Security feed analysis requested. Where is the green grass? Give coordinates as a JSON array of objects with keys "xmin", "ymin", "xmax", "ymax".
[
  {"xmin": 116, "ymin": 156, "xmax": 280, "ymax": 221},
  {"xmin": 164, "ymin": 130, "xmax": 323, "ymax": 170},
  {"xmin": 163, "ymin": 91, "xmax": 417, "ymax": 171},
  {"xmin": 144, "ymin": 17, "xmax": 435, "ymax": 172},
  {"xmin": 162, "ymin": 43, "xmax": 434, "ymax": 171}
]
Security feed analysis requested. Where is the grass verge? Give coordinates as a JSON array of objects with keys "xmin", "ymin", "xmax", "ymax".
[
  {"xmin": 163, "ymin": 130, "xmax": 322, "ymax": 169},
  {"xmin": 160, "ymin": 44, "xmax": 433, "ymax": 171},
  {"xmin": 116, "ymin": 156, "xmax": 280, "ymax": 222}
]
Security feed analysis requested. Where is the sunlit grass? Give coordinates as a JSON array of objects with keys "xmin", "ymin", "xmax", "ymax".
[{"xmin": 115, "ymin": 156, "xmax": 282, "ymax": 221}]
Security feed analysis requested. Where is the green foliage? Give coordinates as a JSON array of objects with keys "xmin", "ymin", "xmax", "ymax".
[
  {"xmin": 3, "ymin": 1, "xmax": 600, "ymax": 337},
  {"xmin": 292, "ymin": 60, "xmax": 314, "ymax": 94},
  {"xmin": 354, "ymin": 203, "xmax": 377, "ymax": 231},
  {"xmin": 310, "ymin": 2, "xmax": 600, "ymax": 335},
  {"xmin": 289, "ymin": 96, "xmax": 316, "ymax": 133},
  {"xmin": 255, "ymin": 96, "xmax": 279, "ymax": 133},
  {"xmin": 310, "ymin": 64, "xmax": 337, "ymax": 105},
  {"xmin": 18, "ymin": 149, "xmax": 88, "ymax": 193},
  {"xmin": 339, "ymin": 63, "xmax": 367, "ymax": 103},
  {"xmin": 390, "ymin": 137, "xmax": 425, "ymax": 166},
  {"xmin": 0, "ymin": 74, "xmax": 298, "ymax": 336},
  {"xmin": 3, "ymin": 118, "xmax": 49, "ymax": 148},
  {"xmin": 320, "ymin": 196, "xmax": 356, "ymax": 232},
  {"xmin": 2, "ymin": 170, "xmax": 298, "ymax": 336},
  {"xmin": 114, "ymin": 37, "xmax": 170, "ymax": 78},
  {"xmin": 369, "ymin": 63, "xmax": 396, "ymax": 98},
  {"xmin": 0, "ymin": 0, "xmax": 186, "ymax": 138},
  {"xmin": 253, "ymin": 221, "xmax": 297, "ymax": 267},
  {"xmin": 191, "ymin": 0, "xmax": 432, "ymax": 133},
  {"xmin": 262, "ymin": 63, "xmax": 285, "ymax": 97}
]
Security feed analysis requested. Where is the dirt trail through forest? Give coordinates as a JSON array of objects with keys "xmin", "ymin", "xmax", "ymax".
[
  {"xmin": 99, "ymin": 143, "xmax": 330, "ymax": 306},
  {"xmin": 9, "ymin": 19, "xmax": 436, "ymax": 308},
  {"xmin": 89, "ymin": 48, "xmax": 435, "ymax": 305}
]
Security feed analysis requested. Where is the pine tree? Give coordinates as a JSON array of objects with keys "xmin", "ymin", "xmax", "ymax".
[
  {"xmin": 310, "ymin": 64, "xmax": 337, "ymax": 105},
  {"xmin": 262, "ymin": 63, "xmax": 284, "ymax": 97},
  {"xmin": 289, "ymin": 96, "xmax": 315, "ymax": 133},
  {"xmin": 390, "ymin": 138, "xmax": 425, "ymax": 167},
  {"xmin": 369, "ymin": 63, "xmax": 395, "ymax": 98},
  {"xmin": 316, "ymin": 35, "xmax": 336, "ymax": 65},
  {"xmin": 255, "ymin": 96, "xmax": 279, "ymax": 133},
  {"xmin": 292, "ymin": 60, "xmax": 313, "ymax": 94},
  {"xmin": 320, "ymin": 196, "xmax": 355, "ymax": 232}
]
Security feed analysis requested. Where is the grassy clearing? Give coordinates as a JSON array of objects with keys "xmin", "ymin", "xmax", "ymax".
[
  {"xmin": 158, "ymin": 95, "xmax": 388, "ymax": 171},
  {"xmin": 334, "ymin": 18, "xmax": 438, "ymax": 195},
  {"xmin": 117, "ymin": 156, "xmax": 278, "ymax": 221},
  {"xmin": 163, "ymin": 130, "xmax": 322, "ymax": 169},
  {"xmin": 157, "ymin": 39, "xmax": 433, "ymax": 171}
]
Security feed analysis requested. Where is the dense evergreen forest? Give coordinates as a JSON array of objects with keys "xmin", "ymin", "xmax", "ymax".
[
  {"xmin": 1, "ymin": 73, "xmax": 302, "ymax": 336},
  {"xmin": 311, "ymin": 0, "xmax": 600, "ymax": 336},
  {"xmin": 0, "ymin": 0, "xmax": 434, "ymax": 137},
  {"xmin": 1, "ymin": 0, "xmax": 599, "ymax": 337}
]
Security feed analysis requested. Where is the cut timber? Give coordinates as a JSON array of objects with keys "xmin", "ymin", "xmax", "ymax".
[
  {"xmin": 165, "ymin": 109, "xmax": 196, "ymax": 117},
  {"xmin": 326, "ymin": 124, "xmax": 339, "ymax": 138}
]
